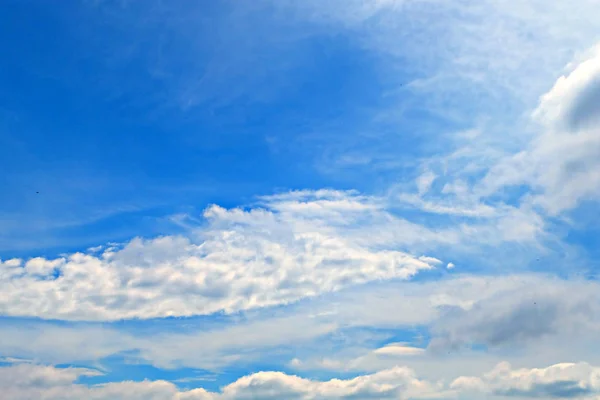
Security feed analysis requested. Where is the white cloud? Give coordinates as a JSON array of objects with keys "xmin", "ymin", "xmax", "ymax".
[
  {"xmin": 395, "ymin": 192, "xmax": 500, "ymax": 218},
  {"xmin": 9, "ymin": 359, "xmax": 600, "ymax": 399},
  {"xmin": 292, "ymin": 343, "xmax": 426, "ymax": 373},
  {"xmin": 416, "ymin": 171, "xmax": 437, "ymax": 196},
  {"xmin": 395, "ymin": 39, "xmax": 600, "ymax": 248},
  {"xmin": 428, "ymin": 276, "xmax": 600, "ymax": 352},
  {"xmin": 0, "ymin": 312, "xmax": 336, "ymax": 371},
  {"xmin": 392, "ymin": 165, "xmax": 547, "ymax": 248},
  {"xmin": 0, "ymin": 190, "xmax": 439, "ymax": 321},
  {"xmin": 478, "ymin": 43, "xmax": 600, "ymax": 215},
  {"xmin": 446, "ymin": 262, "xmax": 455, "ymax": 270},
  {"xmin": 253, "ymin": 0, "xmax": 600, "ymax": 187},
  {"xmin": 1, "ymin": 273, "xmax": 598, "ymax": 374},
  {"xmin": 24, "ymin": 257, "xmax": 65, "ymax": 276},
  {"xmin": 533, "ymin": 44, "xmax": 600, "ymax": 132},
  {"xmin": 0, "ymin": 363, "xmax": 210, "ymax": 400},
  {"xmin": 373, "ymin": 343, "xmax": 425, "ymax": 357},
  {"xmin": 0, "ymin": 363, "xmax": 102, "ymax": 388},
  {"xmin": 0, "ymin": 362, "xmax": 448, "ymax": 400},
  {"xmin": 452, "ymin": 361, "xmax": 600, "ymax": 398},
  {"xmin": 419, "ymin": 256, "xmax": 443, "ymax": 265},
  {"xmin": 217, "ymin": 367, "xmax": 445, "ymax": 400},
  {"xmin": 292, "ymin": 0, "xmax": 600, "ymax": 226},
  {"xmin": 3, "ymin": 3, "xmax": 600, "ymax": 398},
  {"xmin": 0, "ymin": 188, "xmax": 550, "ymax": 322}
]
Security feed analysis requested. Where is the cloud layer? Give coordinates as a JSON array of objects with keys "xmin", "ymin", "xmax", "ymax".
[
  {"xmin": 0, "ymin": 362, "xmax": 443, "ymax": 400},
  {"xmin": 1, "ymin": 273, "xmax": 599, "ymax": 374},
  {"xmin": 6, "ymin": 360, "xmax": 600, "ymax": 400}
]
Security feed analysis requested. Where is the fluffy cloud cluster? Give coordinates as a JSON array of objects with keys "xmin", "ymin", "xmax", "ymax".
[
  {"xmin": 0, "ymin": 179, "xmax": 559, "ymax": 322},
  {"xmin": 481, "ymin": 44, "xmax": 600, "ymax": 215},
  {"xmin": 453, "ymin": 362, "xmax": 600, "ymax": 398},
  {"xmin": 0, "ymin": 363, "xmax": 445, "ymax": 400},
  {"xmin": 7, "ymin": 360, "xmax": 600, "ymax": 400},
  {"xmin": 0, "ymin": 190, "xmax": 440, "ymax": 321}
]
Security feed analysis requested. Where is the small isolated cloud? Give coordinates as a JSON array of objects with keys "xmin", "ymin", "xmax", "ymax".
[
  {"xmin": 446, "ymin": 262, "xmax": 455, "ymax": 270},
  {"xmin": 291, "ymin": 343, "xmax": 426, "ymax": 373},
  {"xmin": 373, "ymin": 343, "xmax": 425, "ymax": 357},
  {"xmin": 86, "ymin": 245, "xmax": 104, "ymax": 253}
]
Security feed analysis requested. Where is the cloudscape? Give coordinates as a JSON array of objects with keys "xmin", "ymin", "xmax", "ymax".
[{"xmin": 2, "ymin": 1, "xmax": 600, "ymax": 399}]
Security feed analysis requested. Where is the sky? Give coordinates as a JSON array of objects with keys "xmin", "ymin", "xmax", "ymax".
[{"xmin": 2, "ymin": 0, "xmax": 600, "ymax": 399}]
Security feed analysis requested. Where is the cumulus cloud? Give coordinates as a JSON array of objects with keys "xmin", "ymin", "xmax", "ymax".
[
  {"xmin": 480, "ymin": 44, "xmax": 600, "ymax": 215},
  {"xmin": 533, "ymin": 45, "xmax": 600, "ymax": 131},
  {"xmin": 453, "ymin": 361, "xmax": 600, "ymax": 398},
  {"xmin": 0, "ymin": 363, "xmax": 446, "ymax": 400},
  {"xmin": 0, "ymin": 363, "xmax": 211, "ymax": 400},
  {"xmin": 217, "ymin": 367, "xmax": 444, "ymax": 400},
  {"xmin": 0, "ymin": 190, "xmax": 440, "ymax": 321},
  {"xmin": 8, "ymin": 360, "xmax": 600, "ymax": 400},
  {"xmin": 0, "ymin": 188, "xmax": 551, "ymax": 322}
]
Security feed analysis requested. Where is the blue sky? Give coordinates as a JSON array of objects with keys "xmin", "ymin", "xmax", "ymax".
[{"xmin": 2, "ymin": 0, "xmax": 600, "ymax": 399}]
